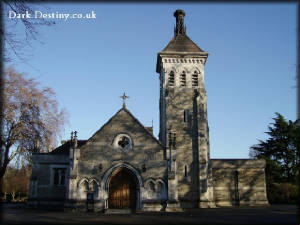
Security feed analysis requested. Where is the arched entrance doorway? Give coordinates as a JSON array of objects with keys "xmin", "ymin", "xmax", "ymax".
[{"xmin": 108, "ymin": 168, "xmax": 137, "ymax": 209}]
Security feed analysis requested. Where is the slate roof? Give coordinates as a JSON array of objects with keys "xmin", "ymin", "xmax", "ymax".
[
  {"xmin": 162, "ymin": 34, "xmax": 204, "ymax": 53},
  {"xmin": 48, "ymin": 140, "xmax": 87, "ymax": 155}
]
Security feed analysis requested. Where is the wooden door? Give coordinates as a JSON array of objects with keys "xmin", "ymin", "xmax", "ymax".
[{"xmin": 108, "ymin": 169, "xmax": 136, "ymax": 209}]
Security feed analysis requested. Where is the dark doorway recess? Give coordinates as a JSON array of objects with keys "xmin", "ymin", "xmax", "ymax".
[{"xmin": 108, "ymin": 168, "xmax": 137, "ymax": 209}]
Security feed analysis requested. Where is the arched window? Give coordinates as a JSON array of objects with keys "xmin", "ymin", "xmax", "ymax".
[
  {"xmin": 169, "ymin": 71, "xmax": 175, "ymax": 86},
  {"xmin": 192, "ymin": 71, "xmax": 198, "ymax": 87},
  {"xmin": 90, "ymin": 180, "xmax": 99, "ymax": 198},
  {"xmin": 180, "ymin": 71, "xmax": 186, "ymax": 87},
  {"xmin": 79, "ymin": 180, "xmax": 89, "ymax": 199},
  {"xmin": 147, "ymin": 181, "xmax": 156, "ymax": 199},
  {"xmin": 149, "ymin": 182, "xmax": 155, "ymax": 191}
]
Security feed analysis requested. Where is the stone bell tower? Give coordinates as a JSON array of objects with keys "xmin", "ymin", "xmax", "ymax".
[{"xmin": 156, "ymin": 9, "xmax": 214, "ymax": 209}]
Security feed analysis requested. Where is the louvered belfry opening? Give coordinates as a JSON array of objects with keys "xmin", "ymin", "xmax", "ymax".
[
  {"xmin": 192, "ymin": 71, "xmax": 199, "ymax": 87},
  {"xmin": 169, "ymin": 71, "xmax": 175, "ymax": 86},
  {"xmin": 180, "ymin": 71, "xmax": 186, "ymax": 87}
]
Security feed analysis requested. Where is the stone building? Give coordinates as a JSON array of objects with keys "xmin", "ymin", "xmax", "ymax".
[{"xmin": 28, "ymin": 10, "xmax": 268, "ymax": 212}]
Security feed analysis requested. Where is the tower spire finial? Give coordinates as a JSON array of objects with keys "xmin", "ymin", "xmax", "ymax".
[{"xmin": 174, "ymin": 9, "xmax": 186, "ymax": 36}]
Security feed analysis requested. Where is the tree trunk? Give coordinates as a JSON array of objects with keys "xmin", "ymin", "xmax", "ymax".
[{"xmin": 0, "ymin": 145, "xmax": 11, "ymax": 180}]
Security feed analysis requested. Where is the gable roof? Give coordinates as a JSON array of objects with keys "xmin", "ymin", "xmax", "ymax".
[
  {"xmin": 162, "ymin": 34, "xmax": 204, "ymax": 53},
  {"xmin": 86, "ymin": 107, "xmax": 163, "ymax": 147},
  {"xmin": 45, "ymin": 107, "xmax": 162, "ymax": 155}
]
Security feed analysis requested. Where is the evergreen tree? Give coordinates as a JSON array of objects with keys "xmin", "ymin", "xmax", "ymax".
[{"xmin": 250, "ymin": 113, "xmax": 299, "ymax": 184}]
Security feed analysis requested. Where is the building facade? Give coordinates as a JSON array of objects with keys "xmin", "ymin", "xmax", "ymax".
[{"xmin": 28, "ymin": 10, "xmax": 268, "ymax": 212}]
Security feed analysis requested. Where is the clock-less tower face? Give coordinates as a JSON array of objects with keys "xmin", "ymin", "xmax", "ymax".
[{"xmin": 156, "ymin": 9, "xmax": 211, "ymax": 206}]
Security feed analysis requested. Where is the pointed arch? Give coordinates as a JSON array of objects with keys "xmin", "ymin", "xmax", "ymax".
[
  {"xmin": 89, "ymin": 179, "xmax": 100, "ymax": 199},
  {"xmin": 89, "ymin": 178, "xmax": 100, "ymax": 186},
  {"xmin": 155, "ymin": 179, "xmax": 166, "ymax": 187},
  {"xmin": 77, "ymin": 178, "xmax": 89, "ymax": 200},
  {"xmin": 165, "ymin": 66, "xmax": 179, "ymax": 73},
  {"xmin": 144, "ymin": 178, "xmax": 156, "ymax": 188},
  {"xmin": 101, "ymin": 163, "xmax": 142, "ymax": 209},
  {"xmin": 180, "ymin": 67, "xmax": 190, "ymax": 74},
  {"xmin": 102, "ymin": 162, "xmax": 143, "ymax": 190},
  {"xmin": 77, "ymin": 178, "xmax": 89, "ymax": 188},
  {"xmin": 190, "ymin": 66, "xmax": 201, "ymax": 74},
  {"xmin": 145, "ymin": 178, "xmax": 156, "ymax": 199}
]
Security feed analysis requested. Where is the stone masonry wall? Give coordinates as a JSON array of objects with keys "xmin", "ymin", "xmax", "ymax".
[
  {"xmin": 211, "ymin": 159, "xmax": 268, "ymax": 206},
  {"xmin": 73, "ymin": 108, "xmax": 168, "ymax": 211},
  {"xmin": 158, "ymin": 53, "xmax": 212, "ymax": 208},
  {"xmin": 28, "ymin": 154, "xmax": 69, "ymax": 209}
]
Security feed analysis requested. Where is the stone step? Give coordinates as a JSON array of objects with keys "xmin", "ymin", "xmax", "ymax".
[{"xmin": 105, "ymin": 209, "xmax": 133, "ymax": 214}]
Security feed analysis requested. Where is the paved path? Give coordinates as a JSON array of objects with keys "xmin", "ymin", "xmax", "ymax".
[{"xmin": 0, "ymin": 204, "xmax": 298, "ymax": 225}]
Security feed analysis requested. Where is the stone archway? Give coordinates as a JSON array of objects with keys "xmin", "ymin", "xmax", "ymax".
[
  {"xmin": 102, "ymin": 163, "xmax": 143, "ymax": 210},
  {"xmin": 108, "ymin": 167, "xmax": 138, "ymax": 209}
]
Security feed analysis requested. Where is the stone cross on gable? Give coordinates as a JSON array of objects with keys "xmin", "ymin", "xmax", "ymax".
[{"xmin": 120, "ymin": 92, "xmax": 129, "ymax": 108}]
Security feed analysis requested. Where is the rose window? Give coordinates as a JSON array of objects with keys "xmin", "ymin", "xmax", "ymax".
[
  {"xmin": 118, "ymin": 136, "xmax": 130, "ymax": 149},
  {"xmin": 113, "ymin": 134, "xmax": 132, "ymax": 152}
]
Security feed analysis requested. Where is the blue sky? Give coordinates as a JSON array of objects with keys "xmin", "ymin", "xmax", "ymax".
[{"xmin": 4, "ymin": 3, "xmax": 297, "ymax": 158}]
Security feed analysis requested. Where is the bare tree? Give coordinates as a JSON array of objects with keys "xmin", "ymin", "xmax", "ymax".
[
  {"xmin": 2, "ymin": 1, "xmax": 55, "ymax": 61},
  {"xmin": 0, "ymin": 67, "xmax": 67, "ymax": 179}
]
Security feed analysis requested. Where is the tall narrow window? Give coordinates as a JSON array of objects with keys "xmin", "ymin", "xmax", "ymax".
[
  {"xmin": 147, "ymin": 181, "xmax": 156, "ymax": 199},
  {"xmin": 84, "ymin": 180, "xmax": 89, "ymax": 191},
  {"xmin": 180, "ymin": 71, "xmax": 186, "ymax": 87},
  {"xmin": 60, "ymin": 169, "xmax": 65, "ymax": 185},
  {"xmin": 192, "ymin": 71, "xmax": 198, "ymax": 87},
  {"xmin": 183, "ymin": 109, "xmax": 190, "ymax": 122},
  {"xmin": 168, "ymin": 132, "xmax": 176, "ymax": 148},
  {"xmin": 79, "ymin": 180, "xmax": 89, "ymax": 200},
  {"xmin": 169, "ymin": 71, "xmax": 175, "ymax": 86},
  {"xmin": 54, "ymin": 169, "xmax": 59, "ymax": 185},
  {"xmin": 157, "ymin": 182, "xmax": 165, "ymax": 199},
  {"xmin": 184, "ymin": 165, "xmax": 188, "ymax": 178}
]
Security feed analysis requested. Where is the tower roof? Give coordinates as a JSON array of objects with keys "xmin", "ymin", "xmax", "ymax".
[
  {"xmin": 156, "ymin": 10, "xmax": 208, "ymax": 73},
  {"xmin": 162, "ymin": 35, "xmax": 204, "ymax": 53},
  {"xmin": 160, "ymin": 9, "xmax": 204, "ymax": 53}
]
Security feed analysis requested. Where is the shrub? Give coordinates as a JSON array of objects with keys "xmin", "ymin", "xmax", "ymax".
[{"xmin": 267, "ymin": 183, "xmax": 299, "ymax": 204}]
